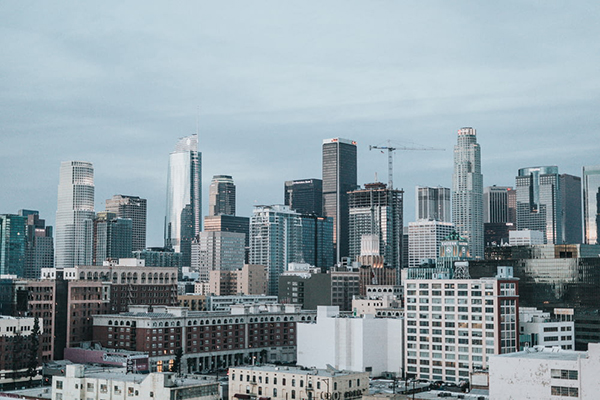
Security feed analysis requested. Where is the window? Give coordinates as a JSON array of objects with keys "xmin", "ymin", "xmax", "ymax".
[
  {"xmin": 551, "ymin": 386, "xmax": 579, "ymax": 397},
  {"xmin": 55, "ymin": 380, "xmax": 63, "ymax": 389},
  {"xmin": 551, "ymin": 369, "xmax": 578, "ymax": 380},
  {"xmin": 87, "ymin": 383, "xmax": 94, "ymax": 392},
  {"xmin": 292, "ymin": 390, "xmax": 296, "ymax": 399}
]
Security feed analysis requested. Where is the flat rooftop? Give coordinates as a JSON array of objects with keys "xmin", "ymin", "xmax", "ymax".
[
  {"xmin": 230, "ymin": 365, "xmax": 365, "ymax": 377},
  {"xmin": 497, "ymin": 348, "xmax": 582, "ymax": 361}
]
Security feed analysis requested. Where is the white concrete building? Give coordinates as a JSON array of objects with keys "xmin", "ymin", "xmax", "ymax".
[
  {"xmin": 509, "ymin": 229, "xmax": 544, "ymax": 246},
  {"xmin": 352, "ymin": 285, "xmax": 402, "ymax": 317},
  {"xmin": 52, "ymin": 364, "xmax": 219, "ymax": 400},
  {"xmin": 228, "ymin": 365, "xmax": 369, "ymax": 400},
  {"xmin": 408, "ymin": 220, "xmax": 455, "ymax": 267},
  {"xmin": 404, "ymin": 267, "xmax": 519, "ymax": 383},
  {"xmin": 297, "ymin": 306, "xmax": 403, "ymax": 377},
  {"xmin": 206, "ymin": 294, "xmax": 278, "ymax": 312},
  {"xmin": 520, "ymin": 307, "xmax": 574, "ymax": 350},
  {"xmin": 489, "ymin": 343, "xmax": 600, "ymax": 399}
]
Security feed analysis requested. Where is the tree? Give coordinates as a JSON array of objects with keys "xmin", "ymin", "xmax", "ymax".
[{"xmin": 27, "ymin": 316, "xmax": 41, "ymax": 381}]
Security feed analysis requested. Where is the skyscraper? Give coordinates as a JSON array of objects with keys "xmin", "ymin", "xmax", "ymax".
[
  {"xmin": 284, "ymin": 179, "xmax": 323, "ymax": 215},
  {"xmin": 55, "ymin": 161, "xmax": 95, "ymax": 268},
  {"xmin": 165, "ymin": 135, "xmax": 201, "ymax": 264},
  {"xmin": 483, "ymin": 186, "xmax": 516, "ymax": 224},
  {"xmin": 559, "ymin": 174, "xmax": 582, "ymax": 244},
  {"xmin": 0, "ymin": 214, "xmax": 26, "ymax": 276},
  {"xmin": 105, "ymin": 195, "xmax": 147, "ymax": 252},
  {"xmin": 348, "ymin": 182, "xmax": 403, "ymax": 270},
  {"xmin": 208, "ymin": 175, "xmax": 236, "ymax": 216},
  {"xmin": 19, "ymin": 209, "xmax": 53, "ymax": 279},
  {"xmin": 583, "ymin": 165, "xmax": 600, "ymax": 244},
  {"xmin": 93, "ymin": 211, "xmax": 133, "ymax": 265},
  {"xmin": 516, "ymin": 166, "xmax": 561, "ymax": 244},
  {"xmin": 322, "ymin": 138, "xmax": 357, "ymax": 264},
  {"xmin": 452, "ymin": 127, "xmax": 484, "ymax": 259},
  {"xmin": 192, "ymin": 231, "xmax": 245, "ymax": 281},
  {"xmin": 408, "ymin": 220, "xmax": 455, "ymax": 267},
  {"xmin": 416, "ymin": 186, "xmax": 451, "ymax": 222}
]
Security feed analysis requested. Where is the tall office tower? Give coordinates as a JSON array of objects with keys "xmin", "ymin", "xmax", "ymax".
[
  {"xmin": 105, "ymin": 195, "xmax": 147, "ymax": 252},
  {"xmin": 208, "ymin": 175, "xmax": 236, "ymax": 216},
  {"xmin": 19, "ymin": 210, "xmax": 53, "ymax": 279},
  {"xmin": 452, "ymin": 127, "xmax": 484, "ymax": 259},
  {"xmin": 560, "ymin": 174, "xmax": 582, "ymax": 244},
  {"xmin": 250, "ymin": 205, "xmax": 304, "ymax": 295},
  {"xmin": 516, "ymin": 166, "xmax": 561, "ymax": 244},
  {"xmin": 299, "ymin": 214, "xmax": 334, "ymax": 269},
  {"xmin": 583, "ymin": 165, "xmax": 600, "ymax": 244},
  {"xmin": 55, "ymin": 161, "xmax": 95, "ymax": 268},
  {"xmin": 322, "ymin": 138, "xmax": 357, "ymax": 264},
  {"xmin": 0, "ymin": 214, "xmax": 26, "ymax": 276},
  {"xmin": 416, "ymin": 186, "xmax": 451, "ymax": 222},
  {"xmin": 408, "ymin": 220, "xmax": 455, "ymax": 267},
  {"xmin": 204, "ymin": 215, "xmax": 250, "ymax": 262},
  {"xmin": 348, "ymin": 182, "xmax": 403, "ymax": 269},
  {"xmin": 284, "ymin": 179, "xmax": 323, "ymax": 215},
  {"xmin": 192, "ymin": 231, "xmax": 245, "ymax": 281},
  {"xmin": 165, "ymin": 135, "xmax": 201, "ymax": 265},
  {"xmin": 484, "ymin": 186, "xmax": 517, "ymax": 223},
  {"xmin": 92, "ymin": 211, "xmax": 132, "ymax": 265}
]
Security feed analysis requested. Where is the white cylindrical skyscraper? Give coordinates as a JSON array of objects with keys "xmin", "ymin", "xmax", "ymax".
[
  {"xmin": 55, "ymin": 161, "xmax": 95, "ymax": 268},
  {"xmin": 452, "ymin": 127, "xmax": 484, "ymax": 259}
]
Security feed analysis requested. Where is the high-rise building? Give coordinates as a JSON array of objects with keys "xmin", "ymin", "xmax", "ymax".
[
  {"xmin": 93, "ymin": 212, "xmax": 133, "ymax": 265},
  {"xmin": 19, "ymin": 210, "xmax": 53, "ymax": 279},
  {"xmin": 583, "ymin": 165, "xmax": 600, "ymax": 244},
  {"xmin": 192, "ymin": 231, "xmax": 245, "ymax": 281},
  {"xmin": 452, "ymin": 127, "xmax": 484, "ymax": 259},
  {"xmin": 204, "ymin": 215, "xmax": 250, "ymax": 262},
  {"xmin": 165, "ymin": 135, "xmax": 201, "ymax": 266},
  {"xmin": 559, "ymin": 174, "xmax": 582, "ymax": 244},
  {"xmin": 484, "ymin": 186, "xmax": 516, "ymax": 224},
  {"xmin": 408, "ymin": 220, "xmax": 455, "ymax": 267},
  {"xmin": 208, "ymin": 175, "xmax": 236, "ymax": 216},
  {"xmin": 55, "ymin": 161, "xmax": 95, "ymax": 268},
  {"xmin": 348, "ymin": 182, "xmax": 403, "ymax": 270},
  {"xmin": 105, "ymin": 195, "xmax": 147, "ymax": 252},
  {"xmin": 322, "ymin": 138, "xmax": 357, "ymax": 264},
  {"xmin": 284, "ymin": 178, "xmax": 323, "ymax": 215},
  {"xmin": 416, "ymin": 186, "xmax": 451, "ymax": 222},
  {"xmin": 516, "ymin": 166, "xmax": 561, "ymax": 244},
  {"xmin": 0, "ymin": 214, "xmax": 26, "ymax": 276}
]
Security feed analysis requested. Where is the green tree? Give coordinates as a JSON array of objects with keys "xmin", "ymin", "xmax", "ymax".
[
  {"xmin": 27, "ymin": 316, "xmax": 40, "ymax": 381},
  {"xmin": 170, "ymin": 347, "xmax": 183, "ymax": 376}
]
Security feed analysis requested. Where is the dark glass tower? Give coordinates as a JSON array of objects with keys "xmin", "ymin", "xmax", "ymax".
[
  {"xmin": 208, "ymin": 175, "xmax": 236, "ymax": 216},
  {"xmin": 322, "ymin": 138, "xmax": 357, "ymax": 264},
  {"xmin": 559, "ymin": 174, "xmax": 582, "ymax": 244},
  {"xmin": 284, "ymin": 178, "xmax": 323, "ymax": 215},
  {"xmin": 105, "ymin": 195, "xmax": 147, "ymax": 252}
]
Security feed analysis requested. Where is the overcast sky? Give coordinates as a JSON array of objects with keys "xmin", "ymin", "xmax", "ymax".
[{"xmin": 1, "ymin": 1, "xmax": 599, "ymax": 246}]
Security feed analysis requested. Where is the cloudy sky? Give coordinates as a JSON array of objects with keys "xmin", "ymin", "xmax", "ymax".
[{"xmin": 2, "ymin": 1, "xmax": 599, "ymax": 246}]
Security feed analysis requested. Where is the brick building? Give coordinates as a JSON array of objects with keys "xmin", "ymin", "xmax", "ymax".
[{"xmin": 93, "ymin": 304, "xmax": 316, "ymax": 373}]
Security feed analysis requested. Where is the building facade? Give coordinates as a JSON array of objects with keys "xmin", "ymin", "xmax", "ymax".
[
  {"xmin": 583, "ymin": 165, "xmax": 600, "ymax": 245},
  {"xmin": 297, "ymin": 306, "xmax": 403, "ymax": 376},
  {"xmin": 403, "ymin": 267, "xmax": 519, "ymax": 383},
  {"xmin": 93, "ymin": 212, "xmax": 133, "ymax": 265},
  {"xmin": 193, "ymin": 231, "xmax": 245, "ymax": 281},
  {"xmin": 55, "ymin": 161, "xmax": 95, "ymax": 269},
  {"xmin": 483, "ymin": 186, "xmax": 516, "ymax": 224},
  {"xmin": 560, "ymin": 173, "xmax": 582, "ymax": 244},
  {"xmin": 416, "ymin": 186, "xmax": 451, "ymax": 223},
  {"xmin": 165, "ymin": 134, "xmax": 201, "ymax": 265},
  {"xmin": 516, "ymin": 166, "xmax": 561, "ymax": 244},
  {"xmin": 322, "ymin": 138, "xmax": 358, "ymax": 264},
  {"xmin": 105, "ymin": 194, "xmax": 147, "ymax": 252},
  {"xmin": 20, "ymin": 210, "xmax": 54, "ymax": 279},
  {"xmin": 348, "ymin": 183, "xmax": 403, "ymax": 270},
  {"xmin": 228, "ymin": 365, "xmax": 369, "ymax": 400},
  {"xmin": 284, "ymin": 179, "xmax": 323, "ymax": 216},
  {"xmin": 408, "ymin": 220, "xmax": 455, "ymax": 268},
  {"xmin": 0, "ymin": 214, "xmax": 27, "ymax": 276},
  {"xmin": 452, "ymin": 128, "xmax": 484, "ymax": 259},
  {"xmin": 209, "ymin": 175, "xmax": 236, "ymax": 217}
]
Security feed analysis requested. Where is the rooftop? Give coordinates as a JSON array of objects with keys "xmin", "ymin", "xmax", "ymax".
[{"xmin": 231, "ymin": 365, "xmax": 365, "ymax": 378}]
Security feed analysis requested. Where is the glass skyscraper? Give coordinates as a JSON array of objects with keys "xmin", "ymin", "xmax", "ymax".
[
  {"xmin": 165, "ymin": 135, "xmax": 201, "ymax": 264},
  {"xmin": 0, "ymin": 214, "xmax": 27, "ymax": 276},
  {"xmin": 583, "ymin": 165, "xmax": 600, "ymax": 244},
  {"xmin": 516, "ymin": 166, "xmax": 560, "ymax": 244},
  {"xmin": 322, "ymin": 138, "xmax": 357, "ymax": 264},
  {"xmin": 55, "ymin": 161, "xmax": 95, "ymax": 268},
  {"xmin": 208, "ymin": 175, "xmax": 236, "ymax": 216},
  {"xmin": 284, "ymin": 178, "xmax": 323, "ymax": 216},
  {"xmin": 452, "ymin": 128, "xmax": 484, "ymax": 259},
  {"xmin": 105, "ymin": 194, "xmax": 147, "ymax": 252}
]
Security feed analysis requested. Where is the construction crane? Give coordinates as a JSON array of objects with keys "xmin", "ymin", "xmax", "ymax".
[{"xmin": 369, "ymin": 140, "xmax": 444, "ymax": 189}]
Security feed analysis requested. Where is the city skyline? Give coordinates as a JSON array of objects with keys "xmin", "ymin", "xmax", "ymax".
[{"xmin": 2, "ymin": 2, "xmax": 600, "ymax": 247}]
